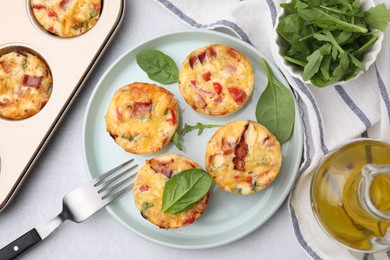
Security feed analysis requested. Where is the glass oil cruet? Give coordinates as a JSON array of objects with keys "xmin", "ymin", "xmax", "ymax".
[{"xmin": 310, "ymin": 139, "xmax": 390, "ymax": 252}]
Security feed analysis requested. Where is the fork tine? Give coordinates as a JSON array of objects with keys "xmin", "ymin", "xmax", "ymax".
[
  {"xmin": 102, "ymin": 183, "xmax": 134, "ymax": 202},
  {"xmin": 96, "ymin": 164, "xmax": 138, "ymax": 190},
  {"xmin": 94, "ymin": 158, "xmax": 135, "ymax": 186},
  {"xmin": 98, "ymin": 171, "xmax": 137, "ymax": 196}
]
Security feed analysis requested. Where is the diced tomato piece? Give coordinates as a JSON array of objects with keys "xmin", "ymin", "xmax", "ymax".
[
  {"xmin": 197, "ymin": 51, "xmax": 207, "ymax": 64},
  {"xmin": 246, "ymin": 176, "xmax": 253, "ymax": 184},
  {"xmin": 189, "ymin": 56, "xmax": 197, "ymax": 69},
  {"xmin": 202, "ymin": 71, "xmax": 211, "ymax": 82},
  {"xmin": 166, "ymin": 108, "xmax": 176, "ymax": 124},
  {"xmin": 48, "ymin": 27, "xmax": 55, "ymax": 33},
  {"xmin": 140, "ymin": 184, "xmax": 149, "ymax": 192},
  {"xmin": 32, "ymin": 4, "xmax": 46, "ymax": 10},
  {"xmin": 228, "ymin": 87, "xmax": 247, "ymax": 105},
  {"xmin": 212, "ymin": 82, "xmax": 222, "ymax": 95},
  {"xmin": 48, "ymin": 10, "xmax": 58, "ymax": 18},
  {"xmin": 23, "ymin": 75, "xmax": 42, "ymax": 88},
  {"xmin": 234, "ymin": 175, "xmax": 240, "ymax": 180}
]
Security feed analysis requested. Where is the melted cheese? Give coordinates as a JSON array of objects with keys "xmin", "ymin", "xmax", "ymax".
[
  {"xmin": 0, "ymin": 51, "xmax": 52, "ymax": 120},
  {"xmin": 179, "ymin": 44, "xmax": 254, "ymax": 116},
  {"xmin": 31, "ymin": 0, "xmax": 101, "ymax": 38},
  {"xmin": 105, "ymin": 82, "xmax": 179, "ymax": 154},
  {"xmin": 133, "ymin": 154, "xmax": 209, "ymax": 229}
]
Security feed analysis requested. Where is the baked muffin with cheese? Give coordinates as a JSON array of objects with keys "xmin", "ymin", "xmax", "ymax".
[
  {"xmin": 105, "ymin": 82, "xmax": 179, "ymax": 154},
  {"xmin": 133, "ymin": 154, "xmax": 209, "ymax": 229},
  {"xmin": 0, "ymin": 50, "xmax": 52, "ymax": 120},
  {"xmin": 179, "ymin": 44, "xmax": 254, "ymax": 116},
  {"xmin": 205, "ymin": 120, "xmax": 282, "ymax": 195},
  {"xmin": 31, "ymin": 0, "xmax": 101, "ymax": 38}
]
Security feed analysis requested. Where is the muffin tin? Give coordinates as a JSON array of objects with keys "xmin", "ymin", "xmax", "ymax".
[{"xmin": 0, "ymin": 0, "xmax": 125, "ymax": 212}]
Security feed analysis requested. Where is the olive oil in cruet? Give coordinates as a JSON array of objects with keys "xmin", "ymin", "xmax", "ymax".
[{"xmin": 311, "ymin": 139, "xmax": 390, "ymax": 252}]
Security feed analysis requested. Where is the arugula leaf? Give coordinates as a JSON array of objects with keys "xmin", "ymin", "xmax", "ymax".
[
  {"xmin": 161, "ymin": 169, "xmax": 212, "ymax": 214},
  {"xmin": 364, "ymin": 4, "xmax": 390, "ymax": 32},
  {"xmin": 277, "ymin": 0, "xmax": 390, "ymax": 87},
  {"xmin": 256, "ymin": 59, "xmax": 295, "ymax": 144},
  {"xmin": 136, "ymin": 49, "xmax": 179, "ymax": 84},
  {"xmin": 171, "ymin": 122, "xmax": 220, "ymax": 151},
  {"xmin": 297, "ymin": 8, "xmax": 368, "ymax": 33},
  {"xmin": 302, "ymin": 43, "xmax": 331, "ymax": 81}
]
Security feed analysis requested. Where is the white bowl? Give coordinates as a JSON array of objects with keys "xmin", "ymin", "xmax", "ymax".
[{"xmin": 272, "ymin": 0, "xmax": 384, "ymax": 87}]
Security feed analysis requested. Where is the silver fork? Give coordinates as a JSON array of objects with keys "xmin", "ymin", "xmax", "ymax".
[{"xmin": 0, "ymin": 159, "xmax": 137, "ymax": 260}]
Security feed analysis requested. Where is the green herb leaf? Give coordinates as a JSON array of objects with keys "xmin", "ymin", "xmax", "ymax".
[
  {"xmin": 297, "ymin": 8, "xmax": 368, "ymax": 33},
  {"xmin": 171, "ymin": 122, "xmax": 220, "ymax": 151},
  {"xmin": 364, "ymin": 4, "xmax": 390, "ymax": 32},
  {"xmin": 136, "ymin": 49, "xmax": 179, "ymax": 84},
  {"xmin": 256, "ymin": 59, "xmax": 295, "ymax": 144},
  {"xmin": 161, "ymin": 169, "xmax": 212, "ymax": 214}
]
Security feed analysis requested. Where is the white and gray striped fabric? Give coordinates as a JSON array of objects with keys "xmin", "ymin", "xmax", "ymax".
[{"xmin": 153, "ymin": 0, "xmax": 390, "ymax": 259}]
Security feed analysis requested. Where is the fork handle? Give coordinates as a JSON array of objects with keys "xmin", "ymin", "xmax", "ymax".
[{"xmin": 0, "ymin": 228, "xmax": 42, "ymax": 260}]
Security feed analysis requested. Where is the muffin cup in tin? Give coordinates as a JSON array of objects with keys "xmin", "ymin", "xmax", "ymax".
[{"xmin": 0, "ymin": 0, "xmax": 124, "ymax": 212}]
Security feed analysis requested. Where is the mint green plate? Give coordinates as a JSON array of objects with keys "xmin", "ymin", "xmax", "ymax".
[{"xmin": 82, "ymin": 29, "xmax": 303, "ymax": 249}]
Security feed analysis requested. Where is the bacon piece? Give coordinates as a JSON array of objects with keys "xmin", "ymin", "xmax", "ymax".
[
  {"xmin": 48, "ymin": 27, "xmax": 55, "ymax": 33},
  {"xmin": 225, "ymin": 64, "xmax": 237, "ymax": 73},
  {"xmin": 0, "ymin": 99, "xmax": 14, "ymax": 107},
  {"xmin": 208, "ymin": 47, "xmax": 217, "ymax": 57},
  {"xmin": 23, "ymin": 75, "xmax": 42, "ymax": 88},
  {"xmin": 191, "ymin": 80, "xmax": 213, "ymax": 97},
  {"xmin": 150, "ymin": 158, "xmax": 173, "ymax": 178},
  {"xmin": 261, "ymin": 135, "xmax": 270, "ymax": 145},
  {"xmin": 0, "ymin": 61, "xmax": 10, "ymax": 73},
  {"xmin": 132, "ymin": 101, "xmax": 153, "ymax": 119},
  {"xmin": 214, "ymin": 95, "xmax": 223, "ymax": 103},
  {"xmin": 202, "ymin": 71, "xmax": 211, "ymax": 81},
  {"xmin": 115, "ymin": 107, "xmax": 122, "ymax": 121},
  {"xmin": 60, "ymin": 0, "xmax": 69, "ymax": 9},
  {"xmin": 221, "ymin": 138, "xmax": 234, "ymax": 155},
  {"xmin": 212, "ymin": 82, "xmax": 222, "ymax": 95},
  {"xmin": 32, "ymin": 4, "xmax": 46, "ymax": 10},
  {"xmin": 227, "ymin": 48, "xmax": 240, "ymax": 61},
  {"xmin": 232, "ymin": 123, "xmax": 249, "ymax": 171},
  {"xmin": 140, "ymin": 184, "xmax": 149, "ymax": 192},
  {"xmin": 193, "ymin": 93, "xmax": 207, "ymax": 109},
  {"xmin": 228, "ymin": 87, "xmax": 247, "ymax": 105}
]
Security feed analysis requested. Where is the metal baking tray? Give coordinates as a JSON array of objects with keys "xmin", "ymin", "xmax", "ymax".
[{"xmin": 0, "ymin": 0, "xmax": 125, "ymax": 212}]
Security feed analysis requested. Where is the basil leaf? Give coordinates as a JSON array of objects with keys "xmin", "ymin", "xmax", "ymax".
[
  {"xmin": 136, "ymin": 49, "xmax": 179, "ymax": 84},
  {"xmin": 161, "ymin": 169, "xmax": 212, "ymax": 214},
  {"xmin": 256, "ymin": 59, "xmax": 295, "ymax": 144}
]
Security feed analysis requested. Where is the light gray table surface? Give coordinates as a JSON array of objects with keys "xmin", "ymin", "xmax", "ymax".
[{"xmin": 0, "ymin": 1, "xmax": 308, "ymax": 259}]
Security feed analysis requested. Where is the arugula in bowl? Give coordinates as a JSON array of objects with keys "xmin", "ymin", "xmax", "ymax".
[{"xmin": 276, "ymin": 0, "xmax": 390, "ymax": 87}]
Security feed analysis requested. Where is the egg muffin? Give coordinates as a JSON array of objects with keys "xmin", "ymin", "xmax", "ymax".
[
  {"xmin": 31, "ymin": 0, "xmax": 101, "ymax": 38},
  {"xmin": 205, "ymin": 120, "xmax": 282, "ymax": 195},
  {"xmin": 133, "ymin": 154, "xmax": 209, "ymax": 229},
  {"xmin": 105, "ymin": 82, "xmax": 179, "ymax": 154},
  {"xmin": 0, "ymin": 50, "xmax": 52, "ymax": 120},
  {"xmin": 179, "ymin": 44, "xmax": 254, "ymax": 116}
]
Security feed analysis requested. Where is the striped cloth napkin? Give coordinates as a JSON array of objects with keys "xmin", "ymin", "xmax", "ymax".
[{"xmin": 153, "ymin": 0, "xmax": 390, "ymax": 259}]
